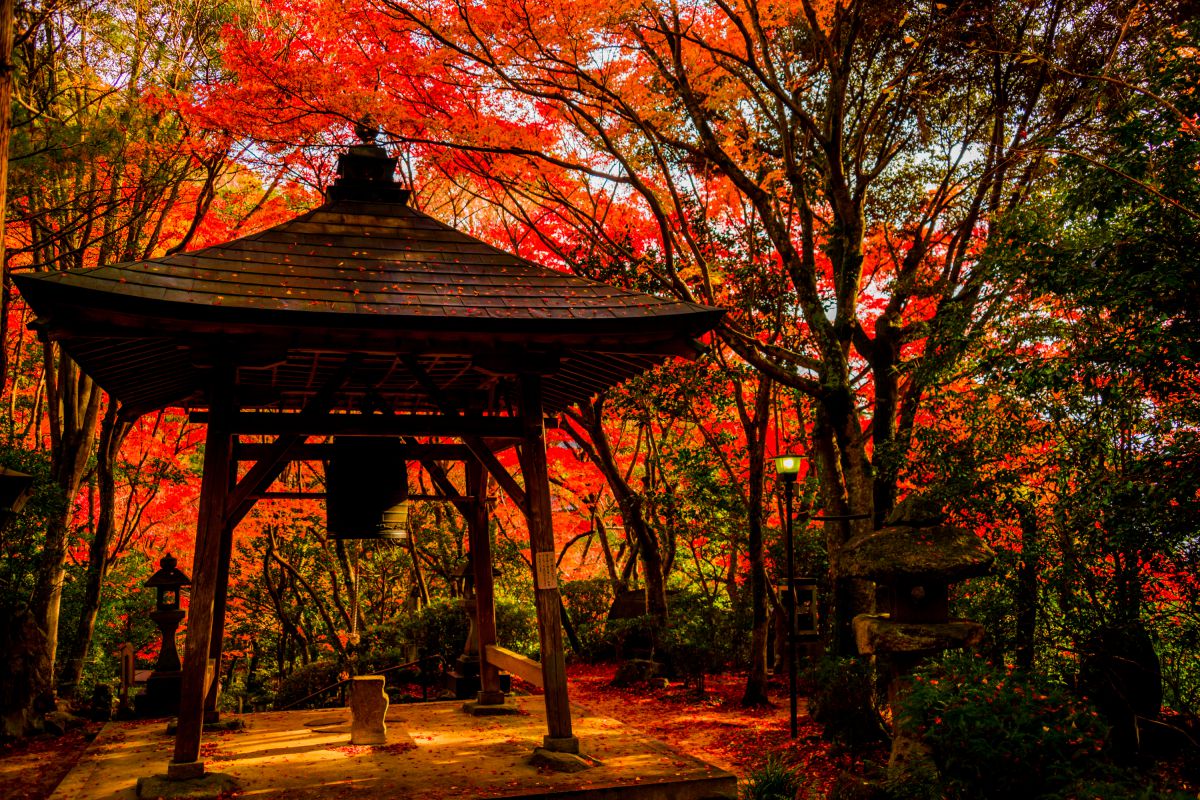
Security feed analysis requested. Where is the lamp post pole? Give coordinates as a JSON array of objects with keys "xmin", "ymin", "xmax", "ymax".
[
  {"xmin": 773, "ymin": 454, "xmax": 802, "ymax": 739},
  {"xmin": 784, "ymin": 478, "xmax": 797, "ymax": 739}
]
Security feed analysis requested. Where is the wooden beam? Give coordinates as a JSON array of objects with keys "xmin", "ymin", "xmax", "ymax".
[
  {"xmin": 518, "ymin": 373, "xmax": 577, "ymax": 753},
  {"xmin": 483, "ymin": 645, "xmax": 543, "ymax": 689},
  {"xmin": 232, "ymin": 441, "xmax": 474, "ymax": 462},
  {"xmin": 399, "ymin": 356, "xmax": 527, "ymax": 509},
  {"xmin": 470, "ymin": 463, "xmax": 504, "ymax": 705},
  {"xmin": 404, "ymin": 436, "xmax": 471, "ymax": 518},
  {"xmin": 190, "ymin": 410, "xmax": 525, "ymax": 438},
  {"xmin": 170, "ymin": 382, "xmax": 233, "ymax": 778},
  {"xmin": 223, "ymin": 357, "xmax": 360, "ymax": 529},
  {"xmin": 254, "ymin": 491, "xmax": 471, "ymax": 502}
]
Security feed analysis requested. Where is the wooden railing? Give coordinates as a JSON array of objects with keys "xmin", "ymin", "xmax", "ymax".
[{"xmin": 484, "ymin": 645, "xmax": 543, "ymax": 688}]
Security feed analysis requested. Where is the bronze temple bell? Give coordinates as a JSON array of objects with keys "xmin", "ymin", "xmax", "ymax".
[{"xmin": 324, "ymin": 438, "xmax": 410, "ymax": 540}]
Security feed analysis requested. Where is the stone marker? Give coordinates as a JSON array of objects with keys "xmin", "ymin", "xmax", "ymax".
[{"xmin": 350, "ymin": 676, "xmax": 388, "ymax": 745}]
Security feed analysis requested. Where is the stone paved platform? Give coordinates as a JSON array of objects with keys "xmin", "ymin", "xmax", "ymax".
[{"xmin": 49, "ymin": 696, "xmax": 737, "ymax": 799}]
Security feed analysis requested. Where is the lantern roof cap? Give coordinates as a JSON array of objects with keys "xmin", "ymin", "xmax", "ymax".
[
  {"xmin": 146, "ymin": 554, "xmax": 192, "ymax": 587},
  {"xmin": 839, "ymin": 525, "xmax": 994, "ymax": 583}
]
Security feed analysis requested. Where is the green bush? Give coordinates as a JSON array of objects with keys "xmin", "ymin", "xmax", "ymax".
[
  {"xmin": 897, "ymin": 653, "xmax": 1109, "ymax": 800},
  {"xmin": 494, "ymin": 597, "xmax": 538, "ymax": 657},
  {"xmin": 395, "ymin": 600, "xmax": 470, "ymax": 665},
  {"xmin": 383, "ymin": 596, "xmax": 539, "ymax": 667},
  {"xmin": 560, "ymin": 578, "xmax": 614, "ymax": 658},
  {"xmin": 742, "ymin": 755, "xmax": 800, "ymax": 800},
  {"xmin": 660, "ymin": 590, "xmax": 741, "ymax": 691},
  {"xmin": 274, "ymin": 660, "xmax": 346, "ymax": 710},
  {"xmin": 807, "ymin": 655, "xmax": 887, "ymax": 751}
]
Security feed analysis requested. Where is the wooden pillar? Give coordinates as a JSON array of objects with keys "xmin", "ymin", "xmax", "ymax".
[
  {"xmin": 168, "ymin": 394, "xmax": 233, "ymax": 780},
  {"xmin": 467, "ymin": 459, "xmax": 504, "ymax": 704},
  {"xmin": 518, "ymin": 373, "xmax": 577, "ymax": 753},
  {"xmin": 203, "ymin": 518, "xmax": 234, "ymax": 722}
]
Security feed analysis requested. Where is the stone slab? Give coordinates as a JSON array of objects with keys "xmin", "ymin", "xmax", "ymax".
[
  {"xmin": 349, "ymin": 676, "xmax": 388, "ymax": 745},
  {"xmin": 50, "ymin": 697, "xmax": 736, "ymax": 800},
  {"xmin": 463, "ymin": 698, "xmax": 522, "ymax": 716}
]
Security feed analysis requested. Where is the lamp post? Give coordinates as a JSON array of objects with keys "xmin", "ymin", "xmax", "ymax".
[{"xmin": 773, "ymin": 454, "xmax": 801, "ymax": 738}]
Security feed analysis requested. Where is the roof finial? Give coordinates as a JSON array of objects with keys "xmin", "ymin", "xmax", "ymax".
[{"xmin": 354, "ymin": 115, "xmax": 380, "ymax": 146}]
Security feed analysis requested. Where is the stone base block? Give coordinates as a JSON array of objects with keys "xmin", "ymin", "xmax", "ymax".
[
  {"xmin": 137, "ymin": 772, "xmax": 238, "ymax": 799},
  {"xmin": 530, "ymin": 747, "xmax": 596, "ymax": 773},
  {"xmin": 165, "ymin": 761, "xmax": 205, "ymax": 780},
  {"xmin": 852, "ymin": 615, "xmax": 984, "ymax": 655},
  {"xmin": 542, "ymin": 734, "xmax": 580, "ymax": 754},
  {"xmin": 462, "ymin": 698, "xmax": 521, "ymax": 716}
]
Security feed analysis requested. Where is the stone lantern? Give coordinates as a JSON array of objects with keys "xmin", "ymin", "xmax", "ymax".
[
  {"xmin": 446, "ymin": 556, "xmax": 508, "ymax": 700},
  {"xmin": 840, "ymin": 520, "xmax": 993, "ymax": 783},
  {"xmin": 136, "ymin": 554, "xmax": 191, "ymax": 718}
]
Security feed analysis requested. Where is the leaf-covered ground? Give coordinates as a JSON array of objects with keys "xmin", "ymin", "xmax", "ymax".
[
  {"xmin": 0, "ymin": 722, "xmax": 104, "ymax": 800},
  {"xmin": 565, "ymin": 663, "xmax": 883, "ymax": 792}
]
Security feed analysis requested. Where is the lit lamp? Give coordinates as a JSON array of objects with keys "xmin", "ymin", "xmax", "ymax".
[{"xmin": 773, "ymin": 453, "xmax": 802, "ymax": 739}]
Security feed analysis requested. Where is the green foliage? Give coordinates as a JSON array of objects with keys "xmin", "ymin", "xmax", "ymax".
[
  {"xmin": 897, "ymin": 653, "xmax": 1111, "ymax": 800},
  {"xmin": 659, "ymin": 589, "xmax": 743, "ymax": 690},
  {"xmin": 396, "ymin": 600, "xmax": 469, "ymax": 665},
  {"xmin": 274, "ymin": 660, "xmax": 346, "ymax": 710},
  {"xmin": 742, "ymin": 755, "xmax": 801, "ymax": 800},
  {"xmin": 560, "ymin": 578, "xmax": 614, "ymax": 659},
  {"xmin": 495, "ymin": 597, "xmax": 540, "ymax": 658},
  {"xmin": 807, "ymin": 655, "xmax": 887, "ymax": 751},
  {"xmin": 392, "ymin": 596, "xmax": 539, "ymax": 666},
  {"xmin": 0, "ymin": 444, "xmax": 66, "ymax": 609}
]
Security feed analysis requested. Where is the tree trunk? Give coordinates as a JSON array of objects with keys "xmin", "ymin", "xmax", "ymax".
[
  {"xmin": 565, "ymin": 397, "xmax": 668, "ymax": 620},
  {"xmin": 0, "ymin": 0, "xmax": 14, "ymax": 396},
  {"xmin": 1015, "ymin": 502, "xmax": 1039, "ymax": 672},
  {"xmin": 29, "ymin": 349, "xmax": 104, "ymax": 697},
  {"xmin": 739, "ymin": 374, "xmax": 772, "ymax": 706},
  {"xmin": 58, "ymin": 402, "xmax": 130, "ymax": 698}
]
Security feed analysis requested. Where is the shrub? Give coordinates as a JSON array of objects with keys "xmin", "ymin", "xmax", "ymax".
[
  {"xmin": 274, "ymin": 660, "xmax": 346, "ymax": 710},
  {"xmin": 380, "ymin": 596, "xmax": 539, "ymax": 667},
  {"xmin": 742, "ymin": 755, "xmax": 800, "ymax": 800},
  {"xmin": 397, "ymin": 600, "xmax": 470, "ymax": 665},
  {"xmin": 560, "ymin": 578, "xmax": 614, "ymax": 659},
  {"xmin": 807, "ymin": 655, "xmax": 888, "ymax": 751},
  {"xmin": 659, "ymin": 590, "xmax": 741, "ymax": 692},
  {"xmin": 896, "ymin": 653, "xmax": 1110, "ymax": 800},
  {"xmin": 495, "ymin": 596, "xmax": 539, "ymax": 657}
]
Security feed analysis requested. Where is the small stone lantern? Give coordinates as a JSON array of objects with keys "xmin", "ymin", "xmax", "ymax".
[
  {"xmin": 446, "ymin": 556, "xmax": 508, "ymax": 699},
  {"xmin": 840, "ymin": 520, "xmax": 994, "ymax": 784},
  {"xmin": 136, "ymin": 554, "xmax": 191, "ymax": 717}
]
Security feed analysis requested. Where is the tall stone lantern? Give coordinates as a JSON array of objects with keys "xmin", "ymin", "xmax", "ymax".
[
  {"xmin": 136, "ymin": 554, "xmax": 191, "ymax": 718},
  {"xmin": 840, "ymin": 519, "xmax": 993, "ymax": 784}
]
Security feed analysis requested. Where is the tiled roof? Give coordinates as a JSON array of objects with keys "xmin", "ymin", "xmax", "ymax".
[
  {"xmin": 15, "ymin": 167, "xmax": 722, "ymax": 416},
  {"xmin": 20, "ymin": 202, "xmax": 712, "ymax": 326}
]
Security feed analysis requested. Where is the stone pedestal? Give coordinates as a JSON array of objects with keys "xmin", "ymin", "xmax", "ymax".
[
  {"xmin": 137, "ymin": 671, "xmax": 184, "ymax": 718},
  {"xmin": 350, "ymin": 676, "xmax": 388, "ymax": 745}
]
